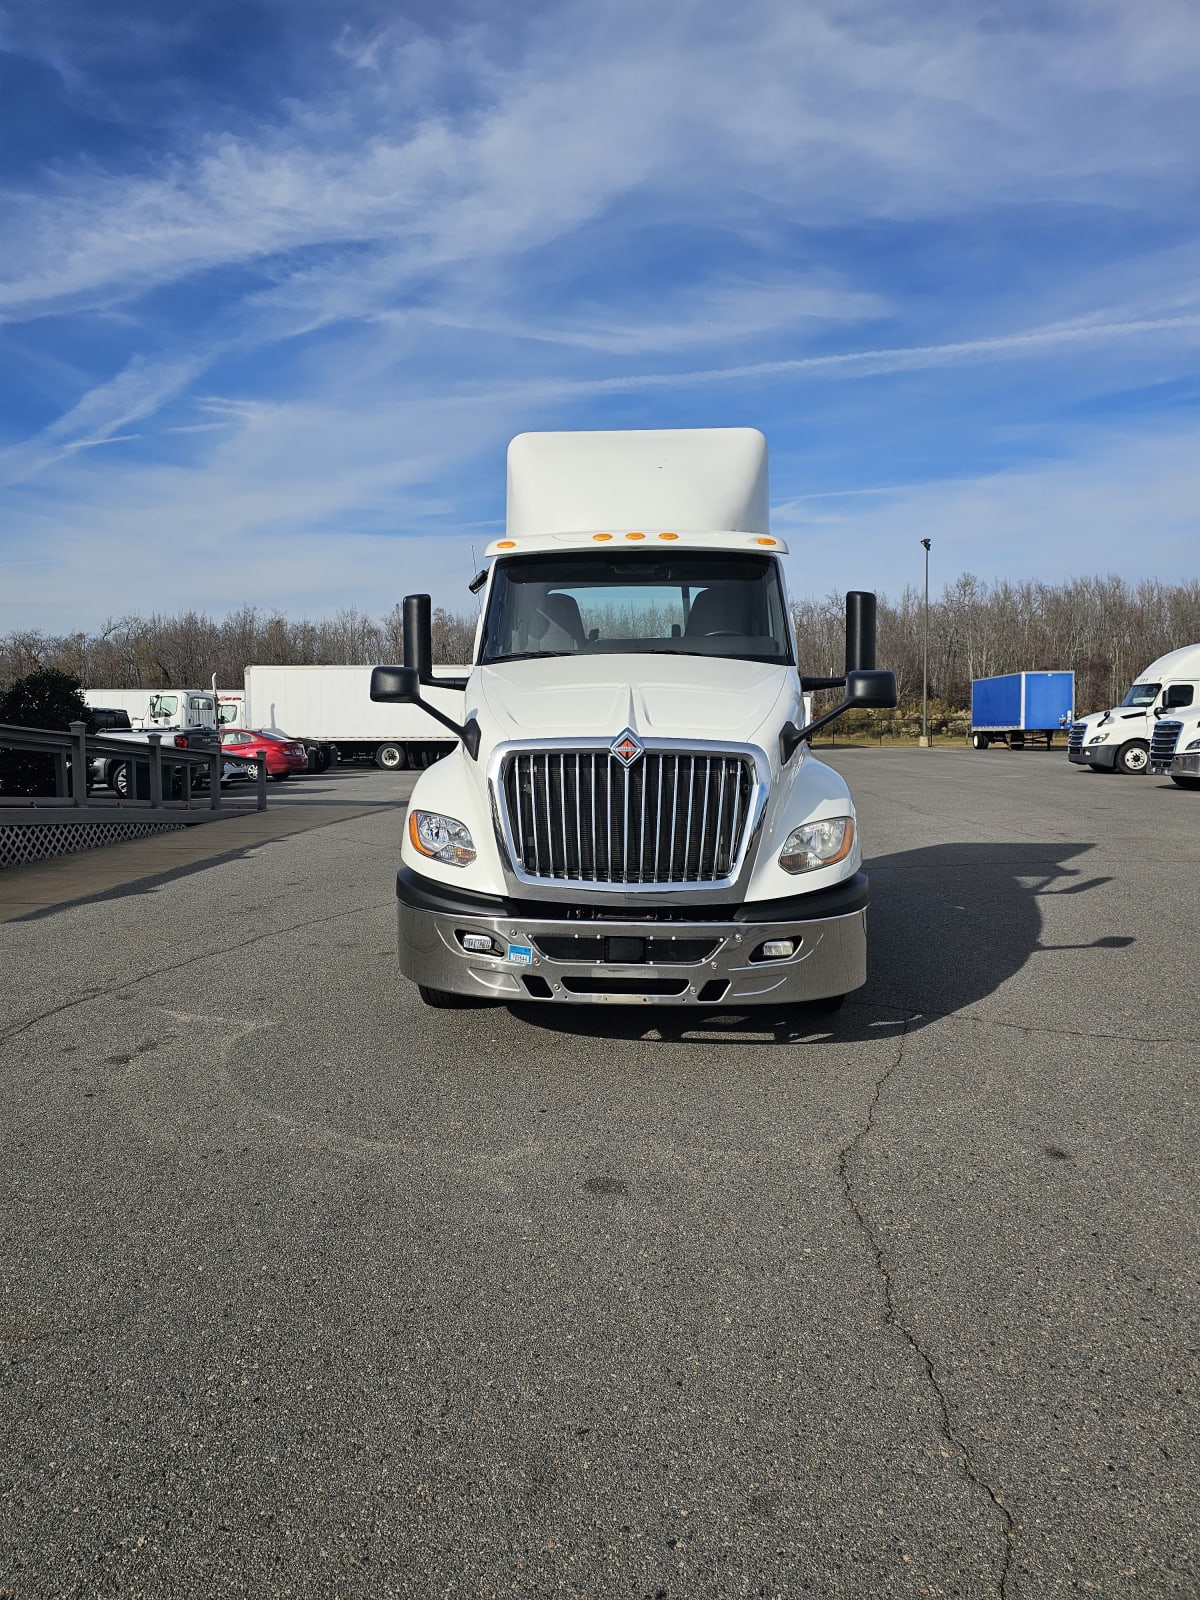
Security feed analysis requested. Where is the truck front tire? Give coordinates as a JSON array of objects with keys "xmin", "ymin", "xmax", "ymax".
[
  {"xmin": 1171, "ymin": 775, "xmax": 1200, "ymax": 789},
  {"xmin": 376, "ymin": 742, "xmax": 407, "ymax": 771},
  {"xmin": 418, "ymin": 983, "xmax": 482, "ymax": 1009},
  {"xmin": 1116, "ymin": 741, "xmax": 1149, "ymax": 775}
]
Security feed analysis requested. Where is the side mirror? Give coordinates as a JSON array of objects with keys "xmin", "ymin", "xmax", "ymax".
[
  {"xmin": 845, "ymin": 669, "xmax": 897, "ymax": 709},
  {"xmin": 371, "ymin": 666, "xmax": 420, "ymax": 703}
]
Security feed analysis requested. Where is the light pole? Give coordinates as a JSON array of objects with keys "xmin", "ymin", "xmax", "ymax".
[{"xmin": 920, "ymin": 538, "xmax": 931, "ymax": 747}]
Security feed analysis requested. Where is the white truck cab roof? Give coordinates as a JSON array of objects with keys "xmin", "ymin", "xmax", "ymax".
[{"xmin": 1134, "ymin": 643, "xmax": 1200, "ymax": 684}]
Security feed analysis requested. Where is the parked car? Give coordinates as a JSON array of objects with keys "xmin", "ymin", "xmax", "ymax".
[
  {"xmin": 92, "ymin": 724, "xmax": 220, "ymax": 795},
  {"xmin": 219, "ymin": 727, "xmax": 309, "ymax": 781}
]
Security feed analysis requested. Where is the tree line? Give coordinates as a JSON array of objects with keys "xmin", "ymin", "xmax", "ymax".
[{"xmin": 3, "ymin": 574, "xmax": 1199, "ymax": 715}]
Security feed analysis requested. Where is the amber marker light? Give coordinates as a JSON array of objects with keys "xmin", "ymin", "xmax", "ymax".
[
  {"xmin": 625, "ymin": 531, "xmax": 645, "ymax": 540},
  {"xmin": 658, "ymin": 532, "xmax": 679, "ymax": 541},
  {"xmin": 497, "ymin": 539, "xmax": 516, "ymax": 549},
  {"xmin": 756, "ymin": 537, "xmax": 777, "ymax": 546},
  {"xmin": 593, "ymin": 532, "xmax": 612, "ymax": 541}
]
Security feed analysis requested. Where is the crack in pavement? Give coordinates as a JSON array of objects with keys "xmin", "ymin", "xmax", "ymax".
[
  {"xmin": 837, "ymin": 1012, "xmax": 1018, "ymax": 1597},
  {"xmin": 855, "ymin": 998, "xmax": 1196, "ymax": 1048},
  {"xmin": 0, "ymin": 898, "xmax": 394, "ymax": 1047}
]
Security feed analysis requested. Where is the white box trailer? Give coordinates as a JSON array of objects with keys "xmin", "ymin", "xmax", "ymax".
[{"xmin": 241, "ymin": 664, "xmax": 469, "ymax": 770}]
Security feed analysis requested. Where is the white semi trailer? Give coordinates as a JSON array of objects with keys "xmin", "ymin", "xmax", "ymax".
[
  {"xmin": 1066, "ymin": 644, "xmax": 1200, "ymax": 774},
  {"xmin": 241, "ymin": 664, "xmax": 469, "ymax": 770},
  {"xmin": 370, "ymin": 427, "xmax": 897, "ymax": 1012}
]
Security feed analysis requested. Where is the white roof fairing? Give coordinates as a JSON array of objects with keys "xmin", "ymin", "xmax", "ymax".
[{"xmin": 504, "ymin": 427, "xmax": 770, "ymax": 540}]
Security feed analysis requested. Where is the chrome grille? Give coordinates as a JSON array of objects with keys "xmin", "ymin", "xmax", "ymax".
[
  {"xmin": 1067, "ymin": 721, "xmax": 1087, "ymax": 755},
  {"xmin": 1150, "ymin": 719, "xmax": 1182, "ymax": 771},
  {"xmin": 499, "ymin": 749, "xmax": 756, "ymax": 885}
]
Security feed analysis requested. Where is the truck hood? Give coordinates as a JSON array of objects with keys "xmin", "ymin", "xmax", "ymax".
[{"xmin": 472, "ymin": 655, "xmax": 797, "ymax": 748}]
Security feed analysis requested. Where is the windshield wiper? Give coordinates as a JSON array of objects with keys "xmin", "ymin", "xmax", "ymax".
[{"xmin": 486, "ymin": 650, "xmax": 569, "ymax": 664}]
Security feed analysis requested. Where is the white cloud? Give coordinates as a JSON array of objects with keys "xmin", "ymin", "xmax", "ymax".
[
  {"xmin": 775, "ymin": 424, "xmax": 1200, "ymax": 601},
  {"xmin": 0, "ymin": 353, "xmax": 210, "ymax": 485},
  {"xmin": 2, "ymin": 0, "xmax": 1199, "ymax": 638},
  {"xmin": 2, "ymin": 0, "xmax": 1198, "ymax": 330}
]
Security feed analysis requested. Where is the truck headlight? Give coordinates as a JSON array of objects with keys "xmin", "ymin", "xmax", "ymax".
[
  {"xmin": 408, "ymin": 809, "xmax": 476, "ymax": 867},
  {"xmin": 778, "ymin": 817, "xmax": 854, "ymax": 874},
  {"xmin": 1187, "ymin": 738, "xmax": 1200, "ymax": 752},
  {"xmin": 1087, "ymin": 734, "xmax": 1107, "ymax": 745}
]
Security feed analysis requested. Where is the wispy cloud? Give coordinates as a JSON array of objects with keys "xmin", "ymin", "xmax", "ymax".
[
  {"xmin": 0, "ymin": 353, "xmax": 210, "ymax": 486},
  {"xmin": 1, "ymin": 0, "xmax": 1199, "ymax": 632}
]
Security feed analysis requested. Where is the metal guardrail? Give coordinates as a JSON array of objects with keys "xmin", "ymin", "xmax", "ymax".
[{"xmin": 0, "ymin": 720, "xmax": 269, "ymax": 812}]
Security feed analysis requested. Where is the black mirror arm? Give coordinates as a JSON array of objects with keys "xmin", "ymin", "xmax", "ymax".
[
  {"xmin": 780, "ymin": 699, "xmax": 854, "ymax": 764},
  {"xmin": 371, "ymin": 665, "xmax": 481, "ymax": 760},
  {"xmin": 780, "ymin": 669, "xmax": 897, "ymax": 762},
  {"xmin": 412, "ymin": 696, "xmax": 481, "ymax": 760}
]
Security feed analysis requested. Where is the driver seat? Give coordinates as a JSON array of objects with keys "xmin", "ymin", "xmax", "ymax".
[{"xmin": 685, "ymin": 587, "xmax": 744, "ymax": 636}]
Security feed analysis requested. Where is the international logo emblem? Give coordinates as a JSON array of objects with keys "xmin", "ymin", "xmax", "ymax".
[{"xmin": 611, "ymin": 729, "xmax": 643, "ymax": 767}]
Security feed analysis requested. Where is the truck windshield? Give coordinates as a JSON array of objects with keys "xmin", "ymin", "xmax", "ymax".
[
  {"xmin": 1120, "ymin": 683, "xmax": 1160, "ymax": 707},
  {"xmin": 479, "ymin": 552, "xmax": 793, "ymax": 665}
]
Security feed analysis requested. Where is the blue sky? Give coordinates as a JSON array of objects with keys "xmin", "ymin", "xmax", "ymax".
[{"xmin": 1, "ymin": 0, "xmax": 1198, "ymax": 633}]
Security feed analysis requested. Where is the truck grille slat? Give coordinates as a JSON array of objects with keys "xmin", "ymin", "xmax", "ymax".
[
  {"xmin": 501, "ymin": 748, "xmax": 756, "ymax": 887},
  {"xmin": 1150, "ymin": 719, "xmax": 1183, "ymax": 770}
]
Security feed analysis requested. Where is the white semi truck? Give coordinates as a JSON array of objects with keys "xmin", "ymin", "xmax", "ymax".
[
  {"xmin": 1067, "ymin": 644, "xmax": 1200, "ymax": 774},
  {"xmin": 82, "ymin": 687, "xmax": 235, "ymax": 730},
  {"xmin": 370, "ymin": 427, "xmax": 897, "ymax": 1012},
  {"xmin": 1149, "ymin": 704, "xmax": 1200, "ymax": 789},
  {"xmin": 240, "ymin": 664, "xmax": 469, "ymax": 770}
]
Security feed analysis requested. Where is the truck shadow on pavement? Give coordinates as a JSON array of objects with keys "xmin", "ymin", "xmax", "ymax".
[{"xmin": 508, "ymin": 840, "xmax": 1132, "ymax": 1046}]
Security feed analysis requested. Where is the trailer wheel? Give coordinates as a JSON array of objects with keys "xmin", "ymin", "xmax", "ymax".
[
  {"xmin": 375, "ymin": 742, "xmax": 407, "ymax": 771},
  {"xmin": 971, "ymin": 733, "xmax": 989, "ymax": 750},
  {"xmin": 1171, "ymin": 775, "xmax": 1200, "ymax": 789},
  {"xmin": 1116, "ymin": 741, "xmax": 1149, "ymax": 775}
]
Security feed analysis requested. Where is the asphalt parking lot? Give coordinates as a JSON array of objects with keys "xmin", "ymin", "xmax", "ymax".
[{"xmin": 0, "ymin": 750, "xmax": 1196, "ymax": 1598}]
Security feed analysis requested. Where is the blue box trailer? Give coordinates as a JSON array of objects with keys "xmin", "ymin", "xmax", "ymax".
[{"xmin": 970, "ymin": 672, "xmax": 1075, "ymax": 749}]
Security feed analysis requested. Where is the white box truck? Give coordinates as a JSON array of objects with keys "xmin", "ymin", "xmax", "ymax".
[
  {"xmin": 83, "ymin": 687, "xmax": 225, "ymax": 731},
  {"xmin": 1067, "ymin": 644, "xmax": 1200, "ymax": 774},
  {"xmin": 369, "ymin": 427, "xmax": 897, "ymax": 1011},
  {"xmin": 240, "ymin": 664, "xmax": 469, "ymax": 771}
]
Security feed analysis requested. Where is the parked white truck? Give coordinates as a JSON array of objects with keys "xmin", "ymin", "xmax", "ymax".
[
  {"xmin": 1149, "ymin": 704, "xmax": 1200, "ymax": 789},
  {"xmin": 1066, "ymin": 644, "xmax": 1200, "ymax": 774},
  {"xmin": 83, "ymin": 687, "xmax": 229, "ymax": 791},
  {"xmin": 369, "ymin": 427, "xmax": 896, "ymax": 1011},
  {"xmin": 241, "ymin": 664, "xmax": 469, "ymax": 771},
  {"xmin": 83, "ymin": 687, "xmax": 229, "ymax": 730}
]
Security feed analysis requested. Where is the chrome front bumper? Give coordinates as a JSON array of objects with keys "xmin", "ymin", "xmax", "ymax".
[
  {"xmin": 395, "ymin": 869, "xmax": 868, "ymax": 1006},
  {"xmin": 1170, "ymin": 752, "xmax": 1200, "ymax": 778}
]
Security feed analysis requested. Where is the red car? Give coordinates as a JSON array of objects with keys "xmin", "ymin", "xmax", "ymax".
[{"xmin": 219, "ymin": 727, "xmax": 309, "ymax": 781}]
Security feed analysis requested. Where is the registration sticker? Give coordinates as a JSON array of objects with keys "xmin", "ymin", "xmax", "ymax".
[{"xmin": 507, "ymin": 944, "xmax": 533, "ymax": 965}]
